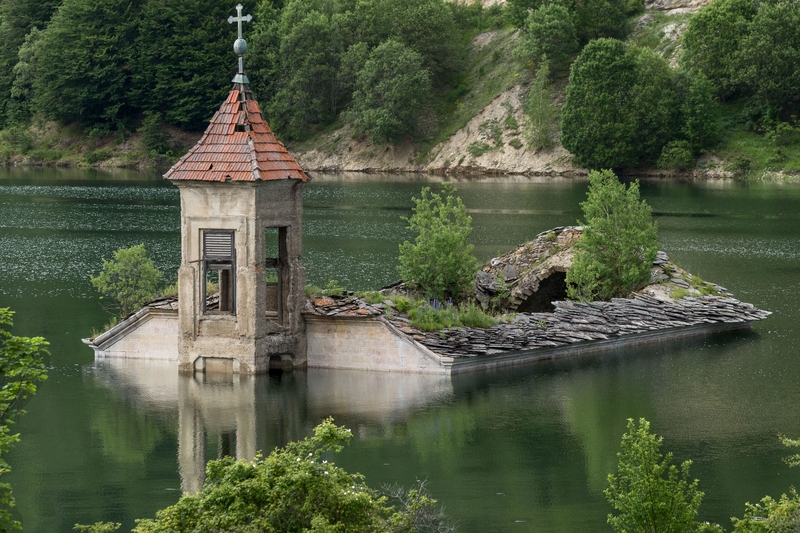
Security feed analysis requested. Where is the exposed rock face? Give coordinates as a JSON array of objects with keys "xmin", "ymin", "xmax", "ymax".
[{"xmin": 645, "ymin": 0, "xmax": 712, "ymax": 14}]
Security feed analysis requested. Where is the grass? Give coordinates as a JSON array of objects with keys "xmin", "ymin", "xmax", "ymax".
[
  {"xmin": 416, "ymin": 28, "xmax": 526, "ymax": 161},
  {"xmin": 628, "ymin": 11, "xmax": 693, "ymax": 64},
  {"xmin": 715, "ymin": 125, "xmax": 800, "ymax": 177},
  {"xmin": 90, "ymin": 316, "xmax": 119, "ymax": 338},
  {"xmin": 408, "ymin": 300, "xmax": 497, "ymax": 331}
]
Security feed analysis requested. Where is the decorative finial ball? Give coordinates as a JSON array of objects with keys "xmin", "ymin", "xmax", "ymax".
[{"xmin": 234, "ymin": 38, "xmax": 248, "ymax": 56}]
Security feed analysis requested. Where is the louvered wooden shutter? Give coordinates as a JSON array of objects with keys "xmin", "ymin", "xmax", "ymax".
[{"xmin": 203, "ymin": 231, "xmax": 234, "ymax": 259}]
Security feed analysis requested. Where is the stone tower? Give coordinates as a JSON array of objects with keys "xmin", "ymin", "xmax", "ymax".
[{"xmin": 164, "ymin": 4, "xmax": 308, "ymax": 374}]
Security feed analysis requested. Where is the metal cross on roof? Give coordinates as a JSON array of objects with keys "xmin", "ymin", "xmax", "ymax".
[{"xmin": 228, "ymin": 4, "xmax": 252, "ymax": 84}]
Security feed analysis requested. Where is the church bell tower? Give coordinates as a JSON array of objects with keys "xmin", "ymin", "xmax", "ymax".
[{"xmin": 164, "ymin": 4, "xmax": 309, "ymax": 374}]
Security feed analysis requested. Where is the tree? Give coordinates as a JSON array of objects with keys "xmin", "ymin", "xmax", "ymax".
[
  {"xmin": 629, "ymin": 47, "xmax": 681, "ymax": 164},
  {"xmin": 0, "ymin": 308, "xmax": 48, "ymax": 532},
  {"xmin": 265, "ymin": 0, "xmax": 344, "ymax": 140},
  {"xmin": 32, "ymin": 0, "xmax": 141, "ymax": 129},
  {"xmin": 127, "ymin": 418, "xmax": 453, "ymax": 533},
  {"xmin": 568, "ymin": 0, "xmax": 635, "ymax": 44},
  {"xmin": 7, "ymin": 27, "xmax": 42, "ymax": 124},
  {"xmin": 0, "ymin": 0, "xmax": 61, "ymax": 127},
  {"xmin": 680, "ymin": 0, "xmax": 756, "ymax": 100},
  {"xmin": 734, "ymin": 0, "xmax": 800, "ymax": 116},
  {"xmin": 566, "ymin": 169, "xmax": 658, "ymax": 302},
  {"xmin": 605, "ymin": 418, "xmax": 712, "ymax": 533},
  {"xmin": 505, "ymin": 0, "xmax": 542, "ymax": 27},
  {"xmin": 731, "ymin": 436, "xmax": 800, "ymax": 533},
  {"xmin": 523, "ymin": 59, "xmax": 558, "ymax": 150},
  {"xmin": 561, "ymin": 38, "xmax": 638, "ymax": 169},
  {"xmin": 514, "ymin": 3, "xmax": 578, "ymax": 72},
  {"xmin": 91, "ymin": 244, "xmax": 163, "ymax": 319},
  {"xmin": 678, "ymin": 71, "xmax": 719, "ymax": 154},
  {"xmin": 346, "ymin": 0, "xmax": 461, "ymax": 84},
  {"xmin": 348, "ymin": 39, "xmax": 431, "ymax": 144},
  {"xmin": 132, "ymin": 0, "xmax": 241, "ymax": 131},
  {"xmin": 399, "ymin": 183, "xmax": 477, "ymax": 301}
]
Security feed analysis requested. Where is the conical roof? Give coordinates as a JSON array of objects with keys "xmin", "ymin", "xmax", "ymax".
[{"xmin": 164, "ymin": 85, "xmax": 307, "ymax": 183}]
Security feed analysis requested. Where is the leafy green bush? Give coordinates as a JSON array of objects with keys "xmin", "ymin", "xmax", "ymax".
[
  {"xmin": 398, "ymin": 183, "xmax": 477, "ymax": 301},
  {"xmin": 566, "ymin": 169, "xmax": 658, "ymax": 301},
  {"xmin": 349, "ymin": 39, "xmax": 431, "ymax": 144},
  {"xmin": 767, "ymin": 121, "xmax": 800, "ymax": 147},
  {"xmin": 0, "ymin": 126, "xmax": 33, "ymax": 154},
  {"xmin": 731, "ymin": 435, "xmax": 800, "ymax": 532},
  {"xmin": 138, "ymin": 111, "xmax": 171, "ymax": 155},
  {"xmin": 514, "ymin": 3, "xmax": 578, "ymax": 72},
  {"xmin": 457, "ymin": 301, "xmax": 497, "ymax": 328},
  {"xmin": 467, "ymin": 141, "xmax": 492, "ymax": 157},
  {"xmin": 84, "ymin": 148, "xmax": 113, "ymax": 165},
  {"xmin": 1, "ymin": 308, "xmax": 48, "ymax": 532},
  {"xmin": 409, "ymin": 301, "xmax": 460, "ymax": 331},
  {"xmin": 523, "ymin": 60, "xmax": 558, "ymax": 150},
  {"xmin": 606, "ymin": 419, "xmax": 716, "ymax": 533},
  {"xmin": 127, "ymin": 418, "xmax": 453, "ymax": 533},
  {"xmin": 657, "ymin": 140, "xmax": 695, "ymax": 171},
  {"xmin": 91, "ymin": 244, "xmax": 163, "ymax": 318}
]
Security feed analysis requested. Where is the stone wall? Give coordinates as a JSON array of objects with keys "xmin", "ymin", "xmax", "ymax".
[
  {"xmin": 87, "ymin": 308, "xmax": 179, "ymax": 361},
  {"xmin": 305, "ymin": 315, "xmax": 448, "ymax": 373}
]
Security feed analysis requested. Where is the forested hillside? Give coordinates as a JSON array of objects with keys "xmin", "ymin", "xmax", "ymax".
[{"xmin": 0, "ymin": 0, "xmax": 797, "ymax": 177}]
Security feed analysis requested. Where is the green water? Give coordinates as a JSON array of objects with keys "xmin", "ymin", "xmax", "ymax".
[{"xmin": 1, "ymin": 168, "xmax": 799, "ymax": 532}]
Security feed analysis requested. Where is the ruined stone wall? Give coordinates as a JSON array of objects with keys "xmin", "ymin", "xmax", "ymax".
[
  {"xmin": 90, "ymin": 309, "xmax": 179, "ymax": 361},
  {"xmin": 305, "ymin": 315, "xmax": 448, "ymax": 373}
]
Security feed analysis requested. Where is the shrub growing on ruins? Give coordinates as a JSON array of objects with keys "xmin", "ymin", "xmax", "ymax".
[
  {"xmin": 398, "ymin": 183, "xmax": 477, "ymax": 301},
  {"xmin": 566, "ymin": 169, "xmax": 658, "ymax": 301},
  {"xmin": 91, "ymin": 243, "xmax": 163, "ymax": 319}
]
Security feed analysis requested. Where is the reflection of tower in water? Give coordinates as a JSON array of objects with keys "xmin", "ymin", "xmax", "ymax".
[{"xmin": 92, "ymin": 359, "xmax": 454, "ymax": 493}]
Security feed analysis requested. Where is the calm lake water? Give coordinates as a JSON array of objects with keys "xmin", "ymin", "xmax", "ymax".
[{"xmin": 1, "ymin": 167, "xmax": 799, "ymax": 532}]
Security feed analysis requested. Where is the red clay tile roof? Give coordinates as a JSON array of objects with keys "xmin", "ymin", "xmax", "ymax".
[{"xmin": 164, "ymin": 86, "xmax": 308, "ymax": 183}]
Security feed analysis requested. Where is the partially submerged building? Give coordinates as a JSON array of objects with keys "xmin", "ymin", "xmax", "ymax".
[{"xmin": 83, "ymin": 6, "xmax": 771, "ymax": 375}]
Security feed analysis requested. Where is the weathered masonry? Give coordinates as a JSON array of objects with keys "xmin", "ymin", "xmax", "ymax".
[
  {"xmin": 164, "ymin": 5, "xmax": 308, "ymax": 374},
  {"xmin": 82, "ymin": 5, "xmax": 772, "ymax": 376}
]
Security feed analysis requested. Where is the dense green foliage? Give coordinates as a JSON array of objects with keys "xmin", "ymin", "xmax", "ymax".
[
  {"xmin": 0, "ymin": 0, "xmax": 61, "ymax": 127},
  {"xmin": 348, "ymin": 40, "xmax": 431, "ymax": 144},
  {"xmin": 121, "ymin": 418, "xmax": 452, "ymax": 533},
  {"xmin": 606, "ymin": 419, "xmax": 716, "ymax": 533},
  {"xmin": 681, "ymin": 0, "xmax": 800, "ymax": 126},
  {"xmin": 605, "ymin": 421, "xmax": 800, "ymax": 533},
  {"xmin": 505, "ymin": 0, "xmax": 641, "ymax": 44},
  {"xmin": 681, "ymin": 0, "xmax": 755, "ymax": 101},
  {"xmin": 561, "ymin": 39, "xmax": 638, "ymax": 169},
  {"xmin": 514, "ymin": 3, "xmax": 578, "ymax": 71},
  {"xmin": 91, "ymin": 244, "xmax": 163, "ymax": 319},
  {"xmin": 522, "ymin": 60, "xmax": 558, "ymax": 150},
  {"xmin": 562, "ymin": 38, "xmax": 715, "ymax": 169},
  {"xmin": 0, "ymin": 308, "xmax": 48, "ymax": 532},
  {"xmin": 132, "ymin": 0, "xmax": 244, "ymax": 131},
  {"xmin": 0, "ymin": 0, "xmax": 796, "ymax": 173},
  {"xmin": 398, "ymin": 183, "xmax": 477, "ymax": 301},
  {"xmin": 566, "ymin": 169, "xmax": 658, "ymax": 302},
  {"xmin": 33, "ymin": 0, "xmax": 141, "ymax": 129}
]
